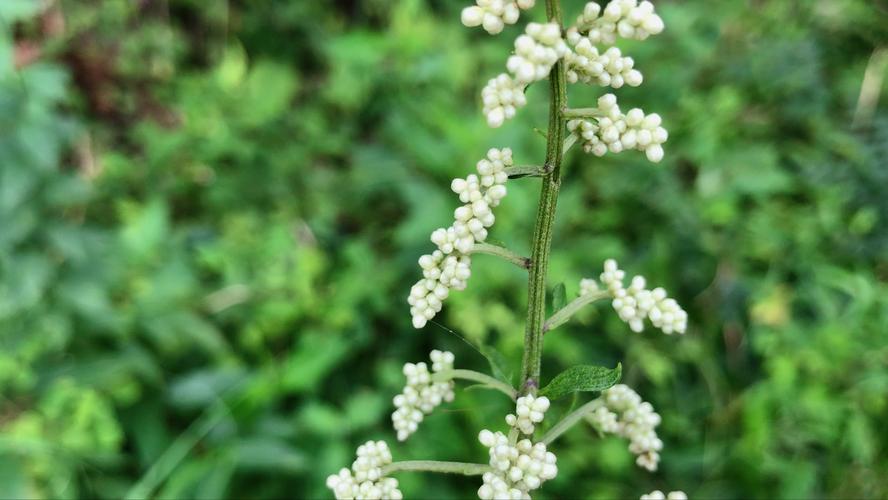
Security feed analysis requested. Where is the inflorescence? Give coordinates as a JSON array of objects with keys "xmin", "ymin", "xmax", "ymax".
[
  {"xmin": 325, "ymin": 1, "xmax": 690, "ymax": 499},
  {"xmin": 595, "ymin": 258, "xmax": 687, "ymax": 334},
  {"xmin": 408, "ymin": 148, "xmax": 512, "ymax": 329},
  {"xmin": 568, "ymin": 93, "xmax": 668, "ymax": 162},
  {"xmin": 392, "ymin": 350, "xmax": 456, "ymax": 441},
  {"xmin": 482, "ymin": 22, "xmax": 568, "ymax": 128},
  {"xmin": 572, "ymin": 0, "xmax": 664, "ymax": 45},
  {"xmin": 588, "ymin": 384, "xmax": 663, "ymax": 471},
  {"xmin": 478, "ymin": 398, "xmax": 558, "ymax": 499},
  {"xmin": 506, "ymin": 394, "xmax": 551, "ymax": 435},
  {"xmin": 477, "ymin": 0, "xmax": 665, "ymax": 136},
  {"xmin": 327, "ymin": 441, "xmax": 402, "ymax": 500}
]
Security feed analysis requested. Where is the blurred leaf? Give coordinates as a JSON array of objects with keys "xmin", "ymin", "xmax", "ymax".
[
  {"xmin": 551, "ymin": 282, "xmax": 566, "ymax": 313},
  {"xmin": 232, "ymin": 437, "xmax": 306, "ymax": 472},
  {"xmin": 479, "ymin": 343, "xmax": 513, "ymax": 385}
]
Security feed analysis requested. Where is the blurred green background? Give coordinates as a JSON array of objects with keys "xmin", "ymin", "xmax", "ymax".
[{"xmin": 1, "ymin": 0, "xmax": 887, "ymax": 498}]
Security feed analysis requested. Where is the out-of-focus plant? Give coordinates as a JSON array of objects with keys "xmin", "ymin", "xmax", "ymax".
[
  {"xmin": 1, "ymin": 0, "xmax": 886, "ymax": 498},
  {"xmin": 326, "ymin": 1, "xmax": 691, "ymax": 498}
]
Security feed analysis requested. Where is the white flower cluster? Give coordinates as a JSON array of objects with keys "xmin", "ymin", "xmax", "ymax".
[
  {"xmin": 392, "ymin": 350, "xmax": 456, "ymax": 441},
  {"xmin": 508, "ymin": 23, "xmax": 569, "ymax": 85},
  {"xmin": 589, "ymin": 384, "xmax": 663, "ymax": 471},
  {"xmin": 326, "ymin": 441, "xmax": 402, "ymax": 500},
  {"xmin": 477, "ymin": 431, "xmax": 558, "ymax": 499},
  {"xmin": 505, "ymin": 394, "xmax": 550, "ymax": 435},
  {"xmin": 461, "ymin": 0, "xmax": 536, "ymax": 35},
  {"xmin": 599, "ymin": 258, "xmax": 687, "ymax": 334},
  {"xmin": 565, "ymin": 33, "xmax": 643, "ymax": 88},
  {"xmin": 482, "ymin": 23, "xmax": 568, "ymax": 128},
  {"xmin": 641, "ymin": 491, "xmax": 688, "ymax": 500},
  {"xmin": 568, "ymin": 94, "xmax": 668, "ymax": 163},
  {"xmin": 408, "ymin": 149, "xmax": 512, "ymax": 328},
  {"xmin": 573, "ymin": 0, "xmax": 664, "ymax": 46},
  {"xmin": 481, "ymin": 74, "xmax": 527, "ymax": 129}
]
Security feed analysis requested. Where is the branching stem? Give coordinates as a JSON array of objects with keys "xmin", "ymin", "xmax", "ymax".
[
  {"xmin": 470, "ymin": 243, "xmax": 531, "ymax": 270},
  {"xmin": 381, "ymin": 461, "xmax": 491, "ymax": 476},
  {"xmin": 541, "ymin": 398, "xmax": 605, "ymax": 445},
  {"xmin": 433, "ymin": 369, "xmax": 517, "ymax": 399},
  {"xmin": 543, "ymin": 290, "xmax": 609, "ymax": 333},
  {"xmin": 520, "ymin": 0, "xmax": 567, "ymax": 394}
]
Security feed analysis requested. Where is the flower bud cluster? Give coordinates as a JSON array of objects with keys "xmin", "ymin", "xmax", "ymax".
[
  {"xmin": 477, "ymin": 431, "xmax": 558, "ymax": 499},
  {"xmin": 588, "ymin": 384, "xmax": 663, "ymax": 471},
  {"xmin": 483, "ymin": 23, "xmax": 568, "ymax": 128},
  {"xmin": 573, "ymin": 0, "xmax": 664, "ymax": 46},
  {"xmin": 641, "ymin": 491, "xmax": 688, "ymax": 500},
  {"xmin": 508, "ymin": 23, "xmax": 569, "ymax": 85},
  {"xmin": 326, "ymin": 441, "xmax": 402, "ymax": 500},
  {"xmin": 461, "ymin": 0, "xmax": 536, "ymax": 35},
  {"xmin": 565, "ymin": 33, "xmax": 643, "ymax": 88},
  {"xmin": 505, "ymin": 395, "xmax": 550, "ymax": 435},
  {"xmin": 391, "ymin": 350, "xmax": 456, "ymax": 441},
  {"xmin": 481, "ymin": 74, "xmax": 528, "ymax": 128},
  {"xmin": 476, "ymin": 397, "xmax": 558, "ymax": 498},
  {"xmin": 567, "ymin": 94, "xmax": 668, "ymax": 163},
  {"xmin": 408, "ymin": 149, "xmax": 512, "ymax": 328},
  {"xmin": 599, "ymin": 258, "xmax": 687, "ymax": 334}
]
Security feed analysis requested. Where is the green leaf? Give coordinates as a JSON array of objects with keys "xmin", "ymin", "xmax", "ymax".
[
  {"xmin": 539, "ymin": 363, "xmax": 622, "ymax": 400},
  {"xmin": 479, "ymin": 343, "xmax": 512, "ymax": 385},
  {"xmin": 551, "ymin": 283, "xmax": 566, "ymax": 312}
]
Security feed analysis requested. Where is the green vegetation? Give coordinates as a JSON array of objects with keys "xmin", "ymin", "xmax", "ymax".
[{"xmin": 1, "ymin": 0, "xmax": 886, "ymax": 498}]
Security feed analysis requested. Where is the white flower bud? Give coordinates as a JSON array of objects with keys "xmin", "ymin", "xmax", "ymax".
[{"xmin": 461, "ymin": 6, "xmax": 484, "ymax": 27}]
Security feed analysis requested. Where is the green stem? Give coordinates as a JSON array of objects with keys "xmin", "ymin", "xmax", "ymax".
[
  {"xmin": 562, "ymin": 107, "xmax": 604, "ymax": 119},
  {"xmin": 433, "ymin": 369, "xmax": 517, "ymax": 399},
  {"xmin": 543, "ymin": 290, "xmax": 609, "ymax": 333},
  {"xmin": 541, "ymin": 398, "xmax": 605, "ymax": 445},
  {"xmin": 520, "ymin": 0, "xmax": 567, "ymax": 394},
  {"xmin": 470, "ymin": 243, "xmax": 531, "ymax": 270},
  {"xmin": 381, "ymin": 460, "xmax": 491, "ymax": 476},
  {"xmin": 505, "ymin": 164, "xmax": 549, "ymax": 178}
]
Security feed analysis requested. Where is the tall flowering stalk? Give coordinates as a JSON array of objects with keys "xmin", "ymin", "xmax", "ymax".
[{"xmin": 329, "ymin": 1, "xmax": 688, "ymax": 498}]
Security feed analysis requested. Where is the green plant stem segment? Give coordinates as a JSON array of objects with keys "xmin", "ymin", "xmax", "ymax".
[
  {"xmin": 433, "ymin": 369, "xmax": 518, "ymax": 399},
  {"xmin": 381, "ymin": 461, "xmax": 491, "ymax": 476},
  {"xmin": 470, "ymin": 243, "xmax": 531, "ymax": 270},
  {"xmin": 561, "ymin": 107, "xmax": 604, "ymax": 119},
  {"xmin": 521, "ymin": 0, "xmax": 567, "ymax": 395},
  {"xmin": 543, "ymin": 290, "xmax": 609, "ymax": 333},
  {"xmin": 505, "ymin": 164, "xmax": 549, "ymax": 178},
  {"xmin": 541, "ymin": 398, "xmax": 605, "ymax": 445}
]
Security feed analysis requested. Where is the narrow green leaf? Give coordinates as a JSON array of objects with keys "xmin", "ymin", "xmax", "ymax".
[
  {"xmin": 539, "ymin": 363, "xmax": 622, "ymax": 400},
  {"xmin": 479, "ymin": 344, "xmax": 512, "ymax": 385},
  {"xmin": 551, "ymin": 283, "xmax": 566, "ymax": 312}
]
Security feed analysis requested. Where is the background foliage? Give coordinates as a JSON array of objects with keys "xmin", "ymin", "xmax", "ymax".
[{"xmin": 1, "ymin": 0, "xmax": 887, "ymax": 498}]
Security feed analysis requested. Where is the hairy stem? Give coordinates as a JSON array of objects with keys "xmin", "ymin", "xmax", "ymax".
[
  {"xmin": 433, "ymin": 369, "xmax": 518, "ymax": 399},
  {"xmin": 470, "ymin": 243, "xmax": 531, "ymax": 270},
  {"xmin": 520, "ymin": 0, "xmax": 567, "ymax": 394},
  {"xmin": 381, "ymin": 460, "xmax": 491, "ymax": 476},
  {"xmin": 543, "ymin": 290, "xmax": 609, "ymax": 333},
  {"xmin": 541, "ymin": 398, "xmax": 605, "ymax": 445}
]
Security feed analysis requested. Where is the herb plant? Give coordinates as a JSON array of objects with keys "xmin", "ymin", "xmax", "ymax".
[{"xmin": 326, "ymin": 1, "xmax": 689, "ymax": 499}]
